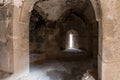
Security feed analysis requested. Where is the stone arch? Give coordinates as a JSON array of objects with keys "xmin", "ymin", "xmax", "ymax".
[
  {"xmin": 20, "ymin": 0, "xmax": 102, "ymax": 23},
  {"xmin": 90, "ymin": 0, "xmax": 102, "ymax": 21},
  {"xmin": 19, "ymin": 0, "xmax": 39, "ymax": 23},
  {"xmin": 11, "ymin": 0, "xmax": 102, "ymax": 79}
]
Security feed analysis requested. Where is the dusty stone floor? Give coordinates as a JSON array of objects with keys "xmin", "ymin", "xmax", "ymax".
[{"xmin": 19, "ymin": 59, "xmax": 97, "ymax": 80}]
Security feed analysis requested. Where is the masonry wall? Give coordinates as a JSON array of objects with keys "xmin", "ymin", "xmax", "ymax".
[
  {"xmin": 99, "ymin": 0, "xmax": 120, "ymax": 80},
  {"xmin": 0, "ymin": 5, "xmax": 14, "ymax": 73}
]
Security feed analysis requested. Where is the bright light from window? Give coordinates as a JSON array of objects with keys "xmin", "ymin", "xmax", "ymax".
[{"xmin": 69, "ymin": 33, "xmax": 73, "ymax": 49}]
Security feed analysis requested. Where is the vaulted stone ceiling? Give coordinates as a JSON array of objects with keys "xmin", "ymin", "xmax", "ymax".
[
  {"xmin": 33, "ymin": 0, "xmax": 96, "ymax": 23},
  {"xmin": 35, "ymin": 0, "xmax": 70, "ymax": 21}
]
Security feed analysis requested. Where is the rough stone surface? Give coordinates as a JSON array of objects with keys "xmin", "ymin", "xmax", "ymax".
[
  {"xmin": 100, "ymin": 0, "xmax": 120, "ymax": 62},
  {"xmin": 0, "ymin": 5, "xmax": 14, "ymax": 72},
  {"xmin": 99, "ymin": 0, "xmax": 120, "ymax": 79}
]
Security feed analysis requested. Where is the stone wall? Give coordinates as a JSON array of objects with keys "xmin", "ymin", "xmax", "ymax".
[
  {"xmin": 98, "ymin": 0, "xmax": 120, "ymax": 80},
  {"xmin": 0, "ymin": 5, "xmax": 13, "ymax": 73}
]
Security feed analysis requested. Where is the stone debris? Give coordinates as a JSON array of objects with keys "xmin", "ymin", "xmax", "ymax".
[{"xmin": 81, "ymin": 70, "xmax": 95, "ymax": 80}]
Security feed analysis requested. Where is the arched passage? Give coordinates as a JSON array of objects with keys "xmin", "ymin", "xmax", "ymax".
[
  {"xmin": 28, "ymin": 0, "xmax": 102, "ymax": 80},
  {"xmin": 0, "ymin": 0, "xmax": 102, "ymax": 80}
]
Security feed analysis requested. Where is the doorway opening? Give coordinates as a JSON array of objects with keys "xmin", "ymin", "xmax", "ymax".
[
  {"xmin": 69, "ymin": 32, "xmax": 73, "ymax": 49},
  {"xmin": 28, "ymin": 0, "xmax": 99, "ymax": 80},
  {"xmin": 67, "ymin": 30, "xmax": 78, "ymax": 49}
]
